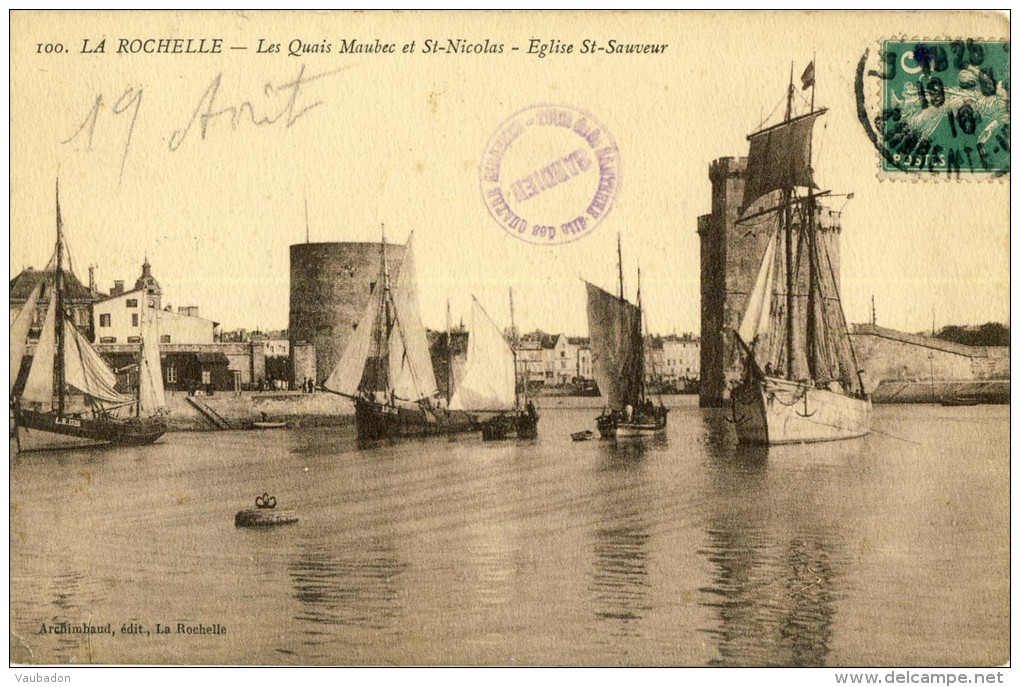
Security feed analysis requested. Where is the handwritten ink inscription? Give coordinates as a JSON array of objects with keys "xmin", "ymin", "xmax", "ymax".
[{"xmin": 61, "ymin": 65, "xmax": 349, "ymax": 181}]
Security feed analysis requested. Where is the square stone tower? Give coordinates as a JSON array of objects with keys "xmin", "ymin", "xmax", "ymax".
[{"xmin": 698, "ymin": 157, "xmax": 842, "ymax": 406}]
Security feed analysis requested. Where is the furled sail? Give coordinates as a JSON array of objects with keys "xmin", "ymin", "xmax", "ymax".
[
  {"xmin": 325, "ymin": 277, "xmax": 382, "ymax": 397},
  {"xmin": 9, "ymin": 280, "xmax": 44, "ymax": 393},
  {"xmin": 738, "ymin": 228, "xmax": 779, "ymax": 350},
  {"xmin": 138, "ymin": 308, "xmax": 167, "ymax": 414},
  {"xmin": 742, "ymin": 111, "xmax": 823, "ymax": 212},
  {"xmin": 64, "ymin": 323, "xmax": 133, "ymax": 404},
  {"xmin": 449, "ymin": 297, "xmax": 516, "ymax": 411},
  {"xmin": 21, "ymin": 290, "xmax": 57, "ymax": 409},
  {"xmin": 586, "ymin": 281, "xmax": 643, "ymax": 410},
  {"xmin": 387, "ymin": 234, "xmax": 438, "ymax": 402}
]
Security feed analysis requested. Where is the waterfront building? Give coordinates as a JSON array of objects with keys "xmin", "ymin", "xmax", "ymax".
[
  {"xmin": 646, "ymin": 334, "xmax": 701, "ymax": 390},
  {"xmin": 9, "ymin": 265, "xmax": 99, "ymax": 339}
]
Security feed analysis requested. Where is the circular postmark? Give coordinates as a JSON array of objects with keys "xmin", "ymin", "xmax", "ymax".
[
  {"xmin": 480, "ymin": 104, "xmax": 620, "ymax": 245},
  {"xmin": 854, "ymin": 40, "xmax": 1009, "ymax": 178}
]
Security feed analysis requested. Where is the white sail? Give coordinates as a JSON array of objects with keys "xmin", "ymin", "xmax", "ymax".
[
  {"xmin": 9, "ymin": 280, "xmax": 43, "ymax": 393},
  {"xmin": 387, "ymin": 233, "xmax": 438, "ymax": 402},
  {"xmin": 738, "ymin": 228, "xmax": 779, "ymax": 349},
  {"xmin": 21, "ymin": 290, "xmax": 57, "ymax": 409},
  {"xmin": 64, "ymin": 323, "xmax": 133, "ymax": 404},
  {"xmin": 138, "ymin": 307, "xmax": 167, "ymax": 414},
  {"xmin": 324, "ymin": 279, "xmax": 382, "ymax": 397},
  {"xmin": 449, "ymin": 298, "xmax": 516, "ymax": 411}
]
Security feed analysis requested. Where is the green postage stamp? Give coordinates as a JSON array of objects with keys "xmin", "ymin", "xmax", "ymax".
[{"xmin": 868, "ymin": 40, "xmax": 1009, "ymax": 176}]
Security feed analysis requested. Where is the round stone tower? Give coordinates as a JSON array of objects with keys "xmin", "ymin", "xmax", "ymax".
[{"xmin": 288, "ymin": 242, "xmax": 406, "ymax": 386}]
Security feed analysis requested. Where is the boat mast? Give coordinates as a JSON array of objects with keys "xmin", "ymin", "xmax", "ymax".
[
  {"xmin": 369, "ymin": 224, "xmax": 390, "ymax": 396},
  {"xmin": 783, "ymin": 63, "xmax": 796, "ymax": 381},
  {"xmin": 304, "ymin": 192, "xmax": 310, "ymax": 244},
  {"xmin": 805, "ymin": 54, "xmax": 819, "ymax": 381},
  {"xmin": 55, "ymin": 181, "xmax": 66, "ymax": 415},
  {"xmin": 509, "ymin": 287, "xmax": 524, "ymax": 407},
  {"xmin": 617, "ymin": 233, "xmax": 625, "ymax": 302},
  {"xmin": 446, "ymin": 296, "xmax": 452, "ymax": 402},
  {"xmin": 137, "ymin": 315, "xmax": 144, "ymax": 417},
  {"xmin": 637, "ymin": 266, "xmax": 646, "ymax": 403}
]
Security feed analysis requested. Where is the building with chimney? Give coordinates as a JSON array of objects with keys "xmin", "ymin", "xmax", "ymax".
[
  {"xmin": 9, "ymin": 267, "xmax": 101, "ymax": 339},
  {"xmin": 92, "ymin": 258, "xmax": 218, "ymax": 346}
]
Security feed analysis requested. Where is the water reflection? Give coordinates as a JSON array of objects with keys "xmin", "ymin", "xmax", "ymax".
[
  {"xmin": 590, "ymin": 440, "xmax": 653, "ymax": 639},
  {"xmin": 286, "ymin": 540, "xmax": 407, "ymax": 658},
  {"xmin": 700, "ymin": 443, "xmax": 839, "ymax": 666},
  {"xmin": 45, "ymin": 568, "xmax": 99, "ymax": 663}
]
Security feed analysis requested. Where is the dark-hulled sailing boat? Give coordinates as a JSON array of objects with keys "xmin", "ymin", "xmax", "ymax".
[
  {"xmin": 585, "ymin": 237, "xmax": 667, "ymax": 439},
  {"xmin": 11, "ymin": 185, "xmax": 168, "ymax": 452},
  {"xmin": 323, "ymin": 231, "xmax": 473, "ymax": 441},
  {"xmin": 448, "ymin": 293, "xmax": 539, "ymax": 440},
  {"xmin": 730, "ymin": 62, "xmax": 872, "ymax": 445}
]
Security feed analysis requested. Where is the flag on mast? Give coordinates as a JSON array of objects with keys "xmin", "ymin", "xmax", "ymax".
[{"xmin": 801, "ymin": 61, "xmax": 815, "ymax": 90}]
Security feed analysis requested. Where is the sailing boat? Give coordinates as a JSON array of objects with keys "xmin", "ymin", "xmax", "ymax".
[
  {"xmin": 585, "ymin": 237, "xmax": 667, "ymax": 439},
  {"xmin": 11, "ymin": 185, "xmax": 168, "ymax": 452},
  {"xmin": 449, "ymin": 294, "xmax": 539, "ymax": 441},
  {"xmin": 323, "ymin": 230, "xmax": 473, "ymax": 441},
  {"xmin": 730, "ymin": 61, "xmax": 872, "ymax": 445}
]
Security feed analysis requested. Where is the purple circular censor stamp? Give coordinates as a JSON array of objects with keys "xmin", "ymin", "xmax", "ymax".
[{"xmin": 480, "ymin": 104, "xmax": 620, "ymax": 246}]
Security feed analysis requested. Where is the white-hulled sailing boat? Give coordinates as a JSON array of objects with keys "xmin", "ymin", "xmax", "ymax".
[
  {"xmin": 585, "ymin": 237, "xmax": 667, "ymax": 439},
  {"xmin": 449, "ymin": 294, "xmax": 539, "ymax": 440},
  {"xmin": 323, "ymin": 230, "xmax": 473, "ymax": 441},
  {"xmin": 730, "ymin": 62, "xmax": 871, "ymax": 445},
  {"xmin": 11, "ymin": 185, "xmax": 168, "ymax": 452}
]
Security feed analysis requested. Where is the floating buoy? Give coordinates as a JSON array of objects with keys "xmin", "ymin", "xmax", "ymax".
[{"xmin": 234, "ymin": 492, "xmax": 299, "ymax": 528}]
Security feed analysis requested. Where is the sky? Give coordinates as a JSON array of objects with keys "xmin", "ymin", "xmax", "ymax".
[{"xmin": 10, "ymin": 11, "xmax": 1010, "ymax": 337}]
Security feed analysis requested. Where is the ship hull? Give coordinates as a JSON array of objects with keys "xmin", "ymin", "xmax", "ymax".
[
  {"xmin": 596, "ymin": 410, "xmax": 668, "ymax": 439},
  {"xmin": 731, "ymin": 376, "xmax": 871, "ymax": 445},
  {"xmin": 615, "ymin": 421, "xmax": 667, "ymax": 438},
  {"xmin": 354, "ymin": 398, "xmax": 474, "ymax": 441},
  {"xmin": 15, "ymin": 408, "xmax": 167, "ymax": 452},
  {"xmin": 478, "ymin": 412, "xmax": 539, "ymax": 441}
]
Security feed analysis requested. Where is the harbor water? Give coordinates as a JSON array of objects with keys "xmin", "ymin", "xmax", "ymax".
[{"xmin": 9, "ymin": 397, "xmax": 1008, "ymax": 666}]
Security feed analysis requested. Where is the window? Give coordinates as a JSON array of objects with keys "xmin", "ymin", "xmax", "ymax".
[
  {"xmin": 127, "ymin": 336, "xmax": 141, "ymax": 343},
  {"xmin": 201, "ymin": 371, "xmax": 211, "ymax": 385},
  {"xmin": 131, "ymin": 314, "xmax": 139, "ymax": 327},
  {"xmin": 160, "ymin": 335, "xmax": 171, "ymax": 344},
  {"xmin": 99, "ymin": 336, "xmax": 116, "ymax": 344},
  {"xmin": 166, "ymin": 366, "xmax": 177, "ymax": 384},
  {"xmin": 560, "ymin": 351, "xmax": 566, "ymax": 358},
  {"xmin": 126, "ymin": 299, "xmax": 138, "ymax": 308},
  {"xmin": 99, "ymin": 314, "xmax": 111, "ymax": 327}
]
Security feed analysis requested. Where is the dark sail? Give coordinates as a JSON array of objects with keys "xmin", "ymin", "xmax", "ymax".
[
  {"xmin": 585, "ymin": 281, "xmax": 643, "ymax": 410},
  {"xmin": 742, "ymin": 111, "xmax": 823, "ymax": 212}
]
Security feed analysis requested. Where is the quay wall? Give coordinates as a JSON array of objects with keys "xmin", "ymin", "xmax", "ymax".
[
  {"xmin": 869, "ymin": 379, "xmax": 1009, "ymax": 404},
  {"xmin": 851, "ymin": 324, "xmax": 1010, "ymax": 393},
  {"xmin": 164, "ymin": 391, "xmax": 353, "ymax": 432}
]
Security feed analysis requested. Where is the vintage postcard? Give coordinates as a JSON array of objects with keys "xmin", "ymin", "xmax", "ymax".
[{"xmin": 8, "ymin": 10, "xmax": 1010, "ymax": 673}]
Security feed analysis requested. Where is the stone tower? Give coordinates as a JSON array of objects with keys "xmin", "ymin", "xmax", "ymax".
[
  {"xmin": 289, "ymin": 242, "xmax": 406, "ymax": 386},
  {"xmin": 698, "ymin": 157, "xmax": 842, "ymax": 407}
]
